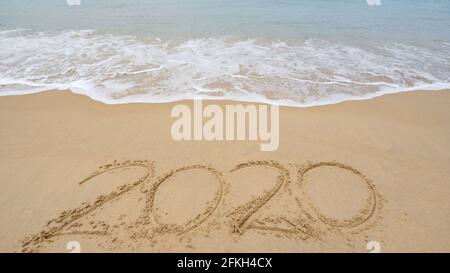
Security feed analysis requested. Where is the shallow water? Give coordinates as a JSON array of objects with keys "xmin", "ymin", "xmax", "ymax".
[{"xmin": 0, "ymin": 0, "xmax": 449, "ymax": 105}]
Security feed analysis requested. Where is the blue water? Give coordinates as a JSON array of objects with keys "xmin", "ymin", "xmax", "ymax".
[{"xmin": 0, "ymin": 0, "xmax": 449, "ymax": 105}]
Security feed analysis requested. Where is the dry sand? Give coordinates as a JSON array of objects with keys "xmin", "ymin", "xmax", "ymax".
[{"xmin": 0, "ymin": 90, "xmax": 449, "ymax": 252}]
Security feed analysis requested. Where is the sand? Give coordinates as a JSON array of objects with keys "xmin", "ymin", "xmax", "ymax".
[{"xmin": 0, "ymin": 90, "xmax": 449, "ymax": 252}]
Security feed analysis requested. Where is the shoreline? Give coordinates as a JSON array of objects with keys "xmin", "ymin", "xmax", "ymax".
[
  {"xmin": 1, "ymin": 84, "xmax": 450, "ymax": 107},
  {"xmin": 0, "ymin": 89, "xmax": 449, "ymax": 252}
]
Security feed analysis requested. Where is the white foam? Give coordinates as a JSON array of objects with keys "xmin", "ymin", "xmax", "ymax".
[{"xmin": 1, "ymin": 29, "xmax": 449, "ymax": 107}]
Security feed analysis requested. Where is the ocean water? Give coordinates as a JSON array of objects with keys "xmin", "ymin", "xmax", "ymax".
[{"xmin": 0, "ymin": 0, "xmax": 449, "ymax": 106}]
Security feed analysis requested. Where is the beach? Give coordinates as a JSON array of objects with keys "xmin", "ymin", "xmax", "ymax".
[{"xmin": 0, "ymin": 89, "xmax": 449, "ymax": 252}]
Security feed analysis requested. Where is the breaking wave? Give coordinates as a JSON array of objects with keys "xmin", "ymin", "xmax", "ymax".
[{"xmin": 1, "ymin": 29, "xmax": 449, "ymax": 106}]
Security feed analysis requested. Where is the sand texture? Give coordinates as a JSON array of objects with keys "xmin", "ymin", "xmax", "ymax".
[{"xmin": 0, "ymin": 90, "xmax": 449, "ymax": 252}]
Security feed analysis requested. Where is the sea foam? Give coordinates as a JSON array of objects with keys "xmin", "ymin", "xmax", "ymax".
[{"xmin": 1, "ymin": 29, "xmax": 449, "ymax": 107}]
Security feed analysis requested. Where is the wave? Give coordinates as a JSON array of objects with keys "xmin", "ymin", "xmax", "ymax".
[{"xmin": 1, "ymin": 29, "xmax": 449, "ymax": 107}]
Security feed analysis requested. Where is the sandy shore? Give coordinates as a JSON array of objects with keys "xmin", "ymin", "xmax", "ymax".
[{"xmin": 0, "ymin": 90, "xmax": 449, "ymax": 252}]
